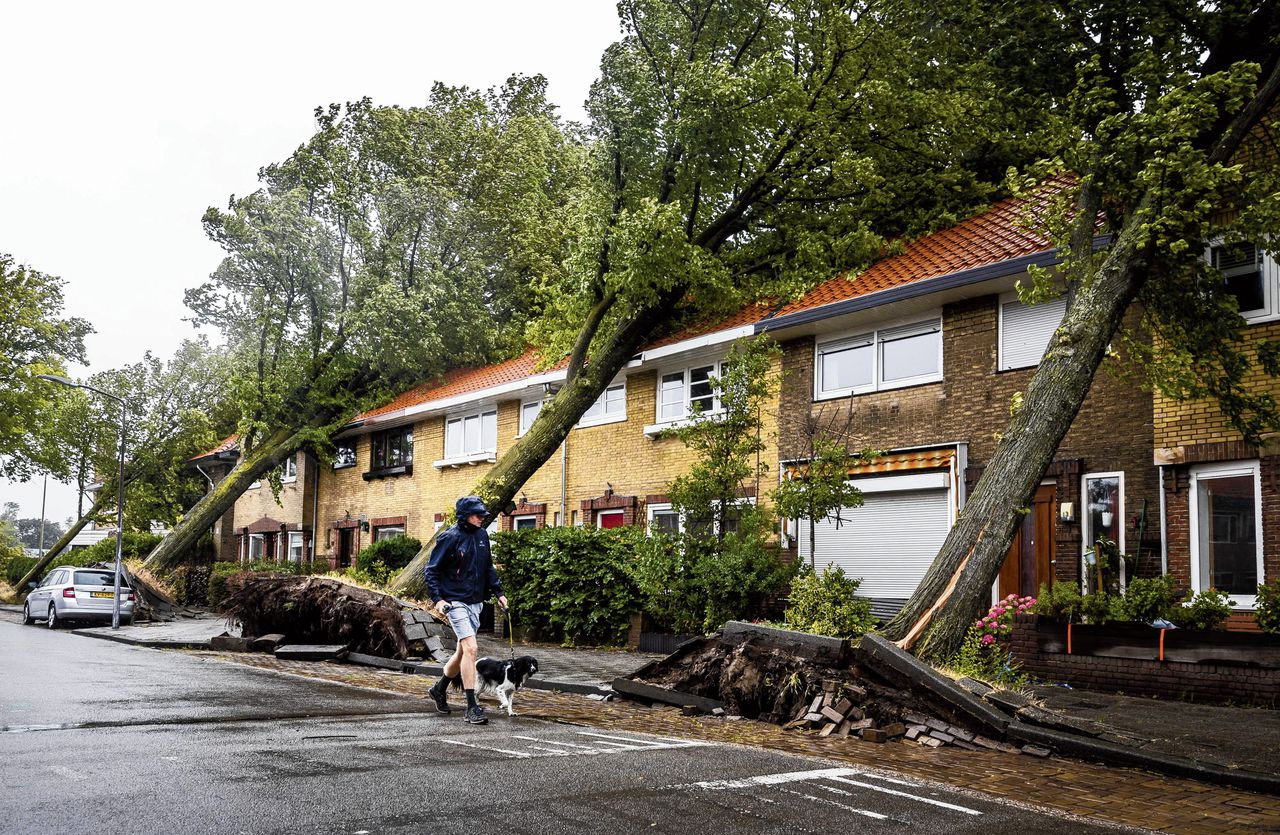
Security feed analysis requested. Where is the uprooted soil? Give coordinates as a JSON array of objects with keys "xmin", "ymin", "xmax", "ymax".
[{"xmin": 639, "ymin": 634, "xmax": 941, "ymax": 725}]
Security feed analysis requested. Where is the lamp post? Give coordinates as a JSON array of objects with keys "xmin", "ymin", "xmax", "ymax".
[{"xmin": 36, "ymin": 374, "xmax": 127, "ymax": 629}]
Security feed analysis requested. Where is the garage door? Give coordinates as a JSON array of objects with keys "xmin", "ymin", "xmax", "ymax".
[{"xmin": 797, "ymin": 488, "xmax": 951, "ymax": 611}]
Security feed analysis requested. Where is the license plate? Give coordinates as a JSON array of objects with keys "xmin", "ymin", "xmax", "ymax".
[{"xmin": 90, "ymin": 591, "xmax": 113, "ymax": 598}]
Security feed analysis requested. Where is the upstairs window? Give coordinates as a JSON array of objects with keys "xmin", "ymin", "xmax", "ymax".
[
  {"xmin": 333, "ymin": 441, "xmax": 356, "ymax": 469},
  {"xmin": 519, "ymin": 399, "xmax": 542, "ymax": 436},
  {"xmin": 579, "ymin": 382, "xmax": 626, "ymax": 426},
  {"xmin": 281, "ymin": 455, "xmax": 298, "ymax": 482},
  {"xmin": 658, "ymin": 363, "xmax": 722, "ymax": 423},
  {"xmin": 444, "ymin": 410, "xmax": 497, "ymax": 459},
  {"xmin": 815, "ymin": 317, "xmax": 942, "ymax": 399},
  {"xmin": 371, "ymin": 426, "xmax": 414, "ymax": 471},
  {"xmin": 1211, "ymin": 241, "xmax": 1271, "ymax": 320},
  {"xmin": 999, "ymin": 291, "xmax": 1068, "ymax": 371}
]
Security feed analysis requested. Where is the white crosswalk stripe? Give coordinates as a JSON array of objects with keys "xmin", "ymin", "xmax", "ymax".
[{"xmin": 439, "ymin": 731, "xmax": 710, "ymax": 759}]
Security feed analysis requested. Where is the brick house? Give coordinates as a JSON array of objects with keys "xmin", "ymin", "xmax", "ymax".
[
  {"xmin": 754, "ymin": 189, "xmax": 1160, "ymax": 617},
  {"xmin": 189, "ymin": 436, "xmax": 318, "ymax": 564},
  {"xmin": 1154, "ymin": 240, "xmax": 1280, "ymax": 629},
  {"xmin": 311, "ymin": 309, "xmax": 780, "ymax": 567}
]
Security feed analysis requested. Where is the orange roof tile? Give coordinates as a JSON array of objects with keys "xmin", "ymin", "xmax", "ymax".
[
  {"xmin": 191, "ymin": 433, "xmax": 239, "ymax": 461},
  {"xmin": 767, "ymin": 180, "xmax": 1071, "ymax": 320},
  {"xmin": 642, "ymin": 300, "xmax": 776, "ymax": 350}
]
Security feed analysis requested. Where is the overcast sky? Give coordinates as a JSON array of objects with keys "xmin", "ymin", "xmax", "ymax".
[{"xmin": 1, "ymin": 1, "xmax": 621, "ymax": 526}]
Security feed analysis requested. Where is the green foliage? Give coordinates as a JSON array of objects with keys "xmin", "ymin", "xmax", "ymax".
[
  {"xmin": 354, "ymin": 535, "xmax": 422, "ymax": 586},
  {"xmin": 206, "ymin": 560, "xmax": 327, "ymax": 607},
  {"xmin": 1082, "ymin": 537, "xmax": 1123, "ymax": 596},
  {"xmin": 492, "ymin": 526, "xmax": 644, "ymax": 646},
  {"xmin": 1030, "ymin": 582, "xmax": 1083, "ymax": 620},
  {"xmin": 1255, "ymin": 581, "xmax": 1280, "ymax": 634},
  {"xmin": 628, "ymin": 532, "xmax": 705, "ymax": 635},
  {"xmin": 1114, "ymin": 575, "xmax": 1181, "ymax": 624},
  {"xmin": 948, "ymin": 626, "xmax": 1027, "ymax": 687},
  {"xmin": 5, "ymin": 546, "xmax": 114, "ymax": 588},
  {"xmin": 692, "ymin": 531, "xmax": 797, "ymax": 634},
  {"xmin": 1081, "ymin": 592, "xmax": 1119, "ymax": 625},
  {"xmin": 1171, "ymin": 588, "xmax": 1236, "ymax": 631},
  {"xmin": 4, "ymin": 556, "xmax": 39, "ymax": 588},
  {"xmin": 78, "ymin": 532, "xmax": 164, "ymax": 563},
  {"xmin": 783, "ymin": 566, "xmax": 876, "ymax": 640},
  {"xmin": 772, "ymin": 431, "xmax": 869, "ymax": 571},
  {"xmin": 0, "ymin": 254, "xmax": 93, "ymax": 482}
]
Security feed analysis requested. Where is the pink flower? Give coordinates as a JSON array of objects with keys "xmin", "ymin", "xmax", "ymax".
[{"xmin": 981, "ymin": 634, "xmax": 996, "ymax": 645}]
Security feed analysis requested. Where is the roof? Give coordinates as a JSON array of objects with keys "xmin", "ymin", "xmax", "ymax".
[
  {"xmin": 191, "ymin": 434, "xmax": 239, "ymax": 462},
  {"xmin": 763, "ymin": 180, "xmax": 1070, "ymax": 322}
]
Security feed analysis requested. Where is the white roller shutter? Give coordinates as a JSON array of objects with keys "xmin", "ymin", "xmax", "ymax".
[
  {"xmin": 798, "ymin": 488, "xmax": 951, "ymax": 600},
  {"xmin": 1000, "ymin": 294, "xmax": 1067, "ymax": 370}
]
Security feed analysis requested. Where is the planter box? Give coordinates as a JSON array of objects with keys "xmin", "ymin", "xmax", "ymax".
[{"xmin": 1031, "ymin": 618, "xmax": 1280, "ymax": 668}]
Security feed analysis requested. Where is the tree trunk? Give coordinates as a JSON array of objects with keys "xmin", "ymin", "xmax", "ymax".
[
  {"xmin": 142, "ymin": 427, "xmax": 305, "ymax": 572},
  {"xmin": 15, "ymin": 488, "xmax": 116, "ymax": 592},
  {"xmin": 880, "ymin": 207, "xmax": 1151, "ymax": 660}
]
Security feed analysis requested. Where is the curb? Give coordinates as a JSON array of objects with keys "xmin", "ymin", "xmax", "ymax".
[
  {"xmin": 71, "ymin": 629, "xmax": 211, "ymax": 651},
  {"xmin": 1006, "ymin": 721, "xmax": 1280, "ymax": 796}
]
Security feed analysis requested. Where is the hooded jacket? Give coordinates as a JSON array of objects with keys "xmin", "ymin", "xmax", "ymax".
[{"xmin": 424, "ymin": 496, "xmax": 503, "ymax": 605}]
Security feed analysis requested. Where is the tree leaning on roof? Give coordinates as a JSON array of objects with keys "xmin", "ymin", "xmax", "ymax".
[
  {"xmin": 882, "ymin": 0, "xmax": 1280, "ymax": 660},
  {"xmin": 387, "ymin": 0, "xmax": 1052, "ymax": 596}
]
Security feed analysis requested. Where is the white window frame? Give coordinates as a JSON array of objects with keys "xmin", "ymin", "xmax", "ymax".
[
  {"xmin": 1206, "ymin": 240, "xmax": 1277, "ymax": 323},
  {"xmin": 1081, "ymin": 471, "xmax": 1126, "ymax": 592},
  {"xmin": 595, "ymin": 508, "xmax": 626, "ymax": 528},
  {"xmin": 646, "ymin": 502, "xmax": 684, "ymax": 535},
  {"xmin": 512, "ymin": 515, "xmax": 538, "ymax": 531},
  {"xmin": 577, "ymin": 381, "xmax": 627, "ymax": 428},
  {"xmin": 287, "ymin": 531, "xmax": 305, "ymax": 563},
  {"xmin": 436, "ymin": 407, "xmax": 498, "ymax": 468},
  {"xmin": 281, "ymin": 455, "xmax": 298, "ymax": 483},
  {"xmin": 814, "ymin": 316, "xmax": 942, "ymax": 400},
  {"xmin": 373, "ymin": 524, "xmax": 405, "ymax": 542},
  {"xmin": 248, "ymin": 533, "xmax": 265, "ymax": 560},
  {"xmin": 998, "ymin": 290, "xmax": 1068, "ymax": 371},
  {"xmin": 333, "ymin": 442, "xmax": 357, "ymax": 470},
  {"xmin": 1189, "ymin": 460, "xmax": 1264, "ymax": 609},
  {"xmin": 518, "ymin": 398, "xmax": 543, "ymax": 437},
  {"xmin": 652, "ymin": 362, "xmax": 724, "ymax": 427}
]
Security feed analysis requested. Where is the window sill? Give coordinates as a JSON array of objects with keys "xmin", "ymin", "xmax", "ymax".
[
  {"xmin": 644, "ymin": 412, "xmax": 725, "ymax": 437},
  {"xmin": 332, "ymin": 462, "xmax": 356, "ymax": 470},
  {"xmin": 433, "ymin": 452, "xmax": 496, "ymax": 469},
  {"xmin": 814, "ymin": 376, "xmax": 942, "ymax": 401},
  {"xmin": 362, "ymin": 464, "xmax": 413, "ymax": 481},
  {"xmin": 576, "ymin": 414, "xmax": 627, "ymax": 429}
]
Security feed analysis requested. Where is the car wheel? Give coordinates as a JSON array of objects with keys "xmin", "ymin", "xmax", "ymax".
[
  {"xmin": 22, "ymin": 602, "xmax": 35, "ymax": 625},
  {"xmin": 46, "ymin": 605, "xmax": 59, "ymax": 630}
]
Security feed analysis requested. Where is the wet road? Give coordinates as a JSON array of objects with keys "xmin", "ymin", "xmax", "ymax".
[{"xmin": 0, "ymin": 619, "xmax": 1135, "ymax": 834}]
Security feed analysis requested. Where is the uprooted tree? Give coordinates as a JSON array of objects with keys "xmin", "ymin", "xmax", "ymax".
[
  {"xmin": 882, "ymin": 0, "xmax": 1280, "ymax": 659},
  {"xmin": 143, "ymin": 78, "xmax": 589, "ymax": 572},
  {"xmin": 387, "ymin": 0, "xmax": 1051, "ymax": 596}
]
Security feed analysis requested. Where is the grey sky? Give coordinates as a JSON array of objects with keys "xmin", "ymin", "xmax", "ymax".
[{"xmin": 1, "ymin": 0, "xmax": 620, "ymax": 524}]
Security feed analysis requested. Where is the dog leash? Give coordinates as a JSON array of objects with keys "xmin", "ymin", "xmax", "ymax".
[{"xmin": 496, "ymin": 598, "xmax": 515, "ymax": 661}]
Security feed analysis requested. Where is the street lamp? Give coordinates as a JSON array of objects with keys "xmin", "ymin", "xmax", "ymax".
[{"xmin": 36, "ymin": 374, "xmax": 128, "ymax": 629}]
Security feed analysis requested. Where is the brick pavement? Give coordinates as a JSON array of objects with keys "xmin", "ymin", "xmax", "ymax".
[{"xmin": 188, "ymin": 650, "xmax": 1280, "ymax": 834}]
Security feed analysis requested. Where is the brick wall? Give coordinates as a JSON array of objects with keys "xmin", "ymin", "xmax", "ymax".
[
  {"xmin": 217, "ymin": 452, "xmax": 316, "ymax": 563},
  {"xmin": 1009, "ymin": 615, "xmax": 1279, "ymax": 706},
  {"xmin": 777, "ymin": 294, "xmax": 1159, "ymax": 583}
]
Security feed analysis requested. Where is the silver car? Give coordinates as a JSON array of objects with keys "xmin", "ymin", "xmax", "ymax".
[{"xmin": 22, "ymin": 566, "xmax": 135, "ymax": 628}]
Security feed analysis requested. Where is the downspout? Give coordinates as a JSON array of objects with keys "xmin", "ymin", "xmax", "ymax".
[
  {"xmin": 195, "ymin": 463, "xmax": 215, "ymax": 490},
  {"xmin": 560, "ymin": 435, "xmax": 568, "ymax": 527},
  {"xmin": 1158, "ymin": 466, "xmax": 1168, "ymax": 575},
  {"xmin": 311, "ymin": 452, "xmax": 320, "ymax": 564}
]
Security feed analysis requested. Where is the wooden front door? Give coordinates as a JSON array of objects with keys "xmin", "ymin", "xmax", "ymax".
[
  {"xmin": 338, "ymin": 528, "xmax": 354, "ymax": 569},
  {"xmin": 998, "ymin": 484, "xmax": 1056, "ymax": 599}
]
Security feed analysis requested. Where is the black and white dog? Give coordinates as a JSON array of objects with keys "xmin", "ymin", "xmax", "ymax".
[{"xmin": 462, "ymin": 656, "xmax": 539, "ymax": 716}]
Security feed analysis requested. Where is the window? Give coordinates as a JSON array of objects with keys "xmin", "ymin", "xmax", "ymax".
[
  {"xmin": 443, "ymin": 409, "xmax": 497, "ymax": 460},
  {"xmin": 519, "ymin": 399, "xmax": 542, "ymax": 436},
  {"xmin": 815, "ymin": 317, "xmax": 941, "ymax": 399},
  {"xmin": 596, "ymin": 509, "xmax": 625, "ymax": 529},
  {"xmin": 373, "ymin": 524, "xmax": 405, "ymax": 542},
  {"xmin": 248, "ymin": 533, "xmax": 265, "ymax": 560},
  {"xmin": 287, "ymin": 532, "xmax": 305, "ymax": 562},
  {"xmin": 1082, "ymin": 472, "xmax": 1125, "ymax": 589},
  {"xmin": 657, "ymin": 364, "xmax": 722, "ymax": 423},
  {"xmin": 579, "ymin": 382, "xmax": 626, "ymax": 426},
  {"xmin": 513, "ymin": 515, "xmax": 537, "ymax": 531},
  {"xmin": 333, "ymin": 442, "xmax": 356, "ymax": 469},
  {"xmin": 647, "ymin": 503, "xmax": 683, "ymax": 535},
  {"xmin": 1190, "ymin": 461, "xmax": 1263, "ymax": 607},
  {"xmin": 999, "ymin": 291, "xmax": 1068, "ymax": 370},
  {"xmin": 281, "ymin": 455, "xmax": 298, "ymax": 482},
  {"xmin": 1212, "ymin": 241, "xmax": 1269, "ymax": 319},
  {"xmin": 370, "ymin": 426, "xmax": 414, "ymax": 471}
]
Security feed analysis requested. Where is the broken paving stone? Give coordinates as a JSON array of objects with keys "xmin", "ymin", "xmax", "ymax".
[
  {"xmin": 985, "ymin": 688, "xmax": 1033, "ymax": 714},
  {"xmin": 860, "ymin": 727, "xmax": 890, "ymax": 743},
  {"xmin": 952, "ymin": 739, "xmax": 979, "ymax": 751},
  {"xmin": 1021, "ymin": 745, "xmax": 1052, "ymax": 758},
  {"xmin": 680, "ymin": 705, "xmax": 701, "ymax": 716},
  {"xmin": 945, "ymin": 725, "xmax": 975, "ymax": 742},
  {"xmin": 929, "ymin": 730, "xmax": 956, "ymax": 744},
  {"xmin": 903, "ymin": 711, "xmax": 931, "ymax": 726},
  {"xmin": 924, "ymin": 717, "xmax": 951, "ymax": 733},
  {"xmin": 958, "ymin": 677, "xmax": 995, "ymax": 697},
  {"xmin": 837, "ymin": 720, "xmax": 853, "ymax": 738},
  {"xmin": 803, "ymin": 712, "xmax": 825, "ymax": 726},
  {"xmin": 973, "ymin": 736, "xmax": 1022, "ymax": 754},
  {"xmin": 711, "ymin": 707, "xmax": 725, "ymax": 716},
  {"xmin": 404, "ymin": 623, "xmax": 429, "ymax": 642},
  {"xmin": 905, "ymin": 726, "xmax": 923, "ymax": 740},
  {"xmin": 249, "ymin": 634, "xmax": 286, "ymax": 652},
  {"xmin": 724, "ymin": 715, "xmax": 743, "ymax": 721},
  {"xmin": 274, "ymin": 644, "xmax": 346, "ymax": 661},
  {"xmin": 880, "ymin": 722, "xmax": 906, "ymax": 739},
  {"xmin": 845, "ymin": 706, "xmax": 865, "ymax": 721},
  {"xmin": 833, "ymin": 698, "xmax": 854, "ymax": 716},
  {"xmin": 918, "ymin": 736, "xmax": 945, "ymax": 748},
  {"xmin": 820, "ymin": 705, "xmax": 845, "ymax": 724},
  {"xmin": 210, "ymin": 635, "xmax": 249, "ymax": 652},
  {"xmin": 808, "ymin": 695, "xmax": 825, "ymax": 714},
  {"xmin": 848, "ymin": 718, "xmax": 874, "ymax": 731},
  {"xmin": 819, "ymin": 723, "xmax": 837, "ymax": 738}
]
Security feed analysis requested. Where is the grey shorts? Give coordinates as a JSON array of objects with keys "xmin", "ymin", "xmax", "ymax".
[{"xmin": 445, "ymin": 601, "xmax": 484, "ymax": 641}]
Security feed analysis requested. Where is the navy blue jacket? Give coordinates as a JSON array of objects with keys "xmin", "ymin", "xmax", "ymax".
[{"xmin": 424, "ymin": 521, "xmax": 502, "ymax": 605}]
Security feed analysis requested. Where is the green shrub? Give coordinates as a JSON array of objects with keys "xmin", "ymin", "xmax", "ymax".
[
  {"xmin": 207, "ymin": 562, "xmax": 242, "ymax": 607},
  {"xmin": 692, "ymin": 530, "xmax": 796, "ymax": 633},
  {"xmin": 354, "ymin": 535, "xmax": 421, "ymax": 586},
  {"xmin": 783, "ymin": 566, "xmax": 875, "ymax": 639},
  {"xmin": 628, "ymin": 531, "xmax": 705, "ymax": 634},
  {"xmin": 1115, "ymin": 575, "xmax": 1181, "ymax": 624},
  {"xmin": 1257, "ymin": 580, "xmax": 1280, "ymax": 634},
  {"xmin": 5, "ymin": 556, "xmax": 39, "ymax": 588},
  {"xmin": 1081, "ymin": 591, "xmax": 1118, "ymax": 624},
  {"xmin": 1031, "ymin": 581, "xmax": 1083, "ymax": 620},
  {"xmin": 1170, "ymin": 588, "xmax": 1235, "ymax": 630},
  {"xmin": 948, "ymin": 624, "xmax": 1028, "ymax": 687},
  {"xmin": 79, "ymin": 531, "xmax": 164, "ymax": 564},
  {"xmin": 492, "ymin": 526, "xmax": 644, "ymax": 646}
]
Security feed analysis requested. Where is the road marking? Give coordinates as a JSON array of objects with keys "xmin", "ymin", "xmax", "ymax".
[
  {"xmin": 437, "ymin": 738, "xmax": 532, "ymax": 758},
  {"xmin": 575, "ymin": 731, "xmax": 708, "ymax": 749},
  {"xmin": 511, "ymin": 735, "xmax": 597, "ymax": 750},
  {"xmin": 682, "ymin": 766, "xmax": 863, "ymax": 789},
  {"xmin": 828, "ymin": 776, "xmax": 983, "ymax": 815},
  {"xmin": 774, "ymin": 786, "xmax": 888, "ymax": 820}
]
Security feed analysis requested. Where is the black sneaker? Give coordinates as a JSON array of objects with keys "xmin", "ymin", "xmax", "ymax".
[
  {"xmin": 428, "ymin": 681, "xmax": 452, "ymax": 714},
  {"xmin": 464, "ymin": 705, "xmax": 488, "ymax": 725}
]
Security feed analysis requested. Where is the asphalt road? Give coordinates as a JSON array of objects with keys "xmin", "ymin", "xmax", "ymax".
[{"xmin": 0, "ymin": 618, "xmax": 1135, "ymax": 834}]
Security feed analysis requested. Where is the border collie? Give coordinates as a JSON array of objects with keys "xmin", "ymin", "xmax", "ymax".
[{"xmin": 465, "ymin": 656, "xmax": 539, "ymax": 716}]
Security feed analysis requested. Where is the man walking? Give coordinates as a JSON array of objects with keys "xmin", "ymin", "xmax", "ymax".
[{"xmin": 425, "ymin": 496, "xmax": 508, "ymax": 725}]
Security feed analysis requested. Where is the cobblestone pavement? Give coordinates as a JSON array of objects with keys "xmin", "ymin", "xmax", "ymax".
[{"xmin": 187, "ymin": 650, "xmax": 1280, "ymax": 834}]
